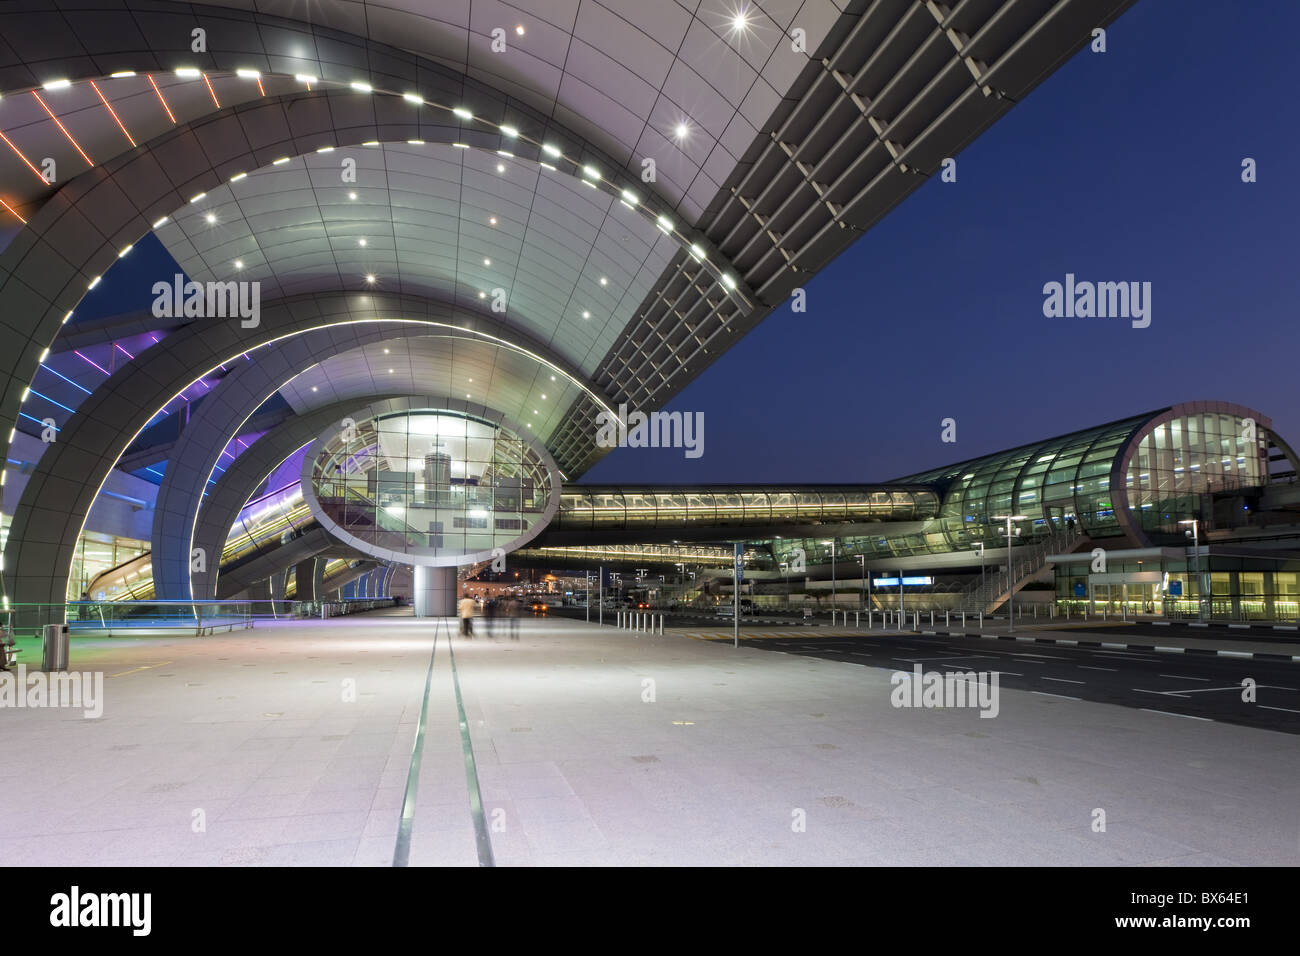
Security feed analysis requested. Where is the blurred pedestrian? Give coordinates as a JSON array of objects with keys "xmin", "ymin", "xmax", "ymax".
[
  {"xmin": 507, "ymin": 597, "xmax": 520, "ymax": 640},
  {"xmin": 458, "ymin": 593, "xmax": 475, "ymax": 638},
  {"xmin": 485, "ymin": 595, "xmax": 498, "ymax": 639}
]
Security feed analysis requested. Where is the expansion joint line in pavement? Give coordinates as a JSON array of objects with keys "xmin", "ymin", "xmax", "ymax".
[
  {"xmin": 393, "ymin": 617, "xmax": 443, "ymax": 866},
  {"xmin": 445, "ymin": 635, "xmax": 495, "ymax": 867}
]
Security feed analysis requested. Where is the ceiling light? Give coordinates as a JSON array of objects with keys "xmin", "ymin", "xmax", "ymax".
[
  {"xmin": 599, "ymin": 276, "xmax": 607, "ymax": 286},
  {"xmin": 272, "ymin": 156, "xmax": 290, "ymax": 165},
  {"xmin": 234, "ymin": 259, "xmax": 243, "ymax": 269},
  {"xmin": 403, "ymin": 92, "xmax": 422, "ymax": 105},
  {"xmin": 539, "ymin": 162, "xmax": 557, "ymax": 172},
  {"xmin": 295, "ymin": 74, "xmax": 317, "ymax": 84},
  {"xmin": 365, "ymin": 274, "xmax": 376, "ymax": 283},
  {"xmin": 483, "ymin": 258, "xmax": 492, "ymax": 267},
  {"xmin": 657, "ymin": 215, "xmax": 673, "ymax": 233},
  {"xmin": 489, "ymin": 216, "xmax": 497, "ymax": 225},
  {"xmin": 478, "ymin": 291, "xmax": 486, "ymax": 299},
  {"xmin": 550, "ymin": 375, "xmax": 556, "ymax": 381},
  {"xmin": 388, "ymin": 368, "xmax": 394, "ymax": 374},
  {"xmin": 311, "ymin": 386, "xmax": 318, "ymax": 392},
  {"xmin": 515, "ymin": 25, "xmax": 525, "ymax": 36},
  {"xmin": 175, "ymin": 68, "xmax": 201, "ymax": 78},
  {"xmin": 236, "ymin": 69, "xmax": 260, "ymax": 79},
  {"xmin": 620, "ymin": 189, "xmax": 638, "ymax": 206},
  {"xmin": 205, "ymin": 213, "xmax": 216, "ymax": 224},
  {"xmin": 316, "ymin": 145, "xmax": 334, "ymax": 153},
  {"xmin": 582, "ymin": 310, "xmax": 590, "ymax": 319},
  {"xmin": 720, "ymin": 273, "xmax": 737, "ymax": 290},
  {"xmin": 230, "ymin": 172, "xmax": 247, "ymax": 182},
  {"xmin": 408, "ymin": 139, "xmax": 425, "ymax": 145},
  {"xmin": 118, "ymin": 245, "xmax": 132, "ymax": 257},
  {"xmin": 468, "ymin": 378, "xmax": 473, "ymax": 383},
  {"xmin": 540, "ymin": 394, "xmax": 546, "ymax": 400},
  {"xmin": 496, "ymin": 163, "xmax": 505, "ymax": 173},
  {"xmin": 362, "ymin": 140, "xmax": 379, "ymax": 146},
  {"xmin": 109, "ymin": 71, "xmax": 136, "ymax": 79},
  {"xmin": 87, "ymin": 275, "xmax": 101, "ymax": 290},
  {"xmin": 63, "ymin": 311, "xmax": 73, "ymax": 324},
  {"xmin": 453, "ymin": 142, "xmax": 469, "ymax": 149},
  {"xmin": 675, "ymin": 123, "xmax": 689, "ymax": 139},
  {"xmin": 582, "ymin": 165, "xmax": 599, "ymax": 180},
  {"xmin": 358, "ymin": 238, "xmax": 366, "ymax": 246},
  {"xmin": 690, "ymin": 243, "xmax": 706, "ymax": 260},
  {"xmin": 189, "ymin": 192, "xmax": 206, "ymax": 203},
  {"xmin": 350, "ymin": 81, "xmax": 372, "ymax": 93},
  {"xmin": 384, "ymin": 349, "xmax": 390, "ymax": 354},
  {"xmin": 542, "ymin": 143, "xmax": 560, "ymax": 158},
  {"xmin": 348, "ymin": 191, "xmax": 357, "ymax": 200},
  {"xmin": 43, "ymin": 79, "xmax": 71, "ymax": 91},
  {"xmin": 152, "ymin": 216, "xmax": 168, "ymax": 228},
  {"xmin": 497, "ymin": 150, "xmax": 513, "ymax": 158},
  {"xmin": 453, "ymin": 106, "xmax": 472, "ymax": 120},
  {"xmin": 731, "ymin": 11, "xmax": 750, "ymax": 32},
  {"xmin": 500, "ymin": 124, "xmax": 518, "ymax": 137}
]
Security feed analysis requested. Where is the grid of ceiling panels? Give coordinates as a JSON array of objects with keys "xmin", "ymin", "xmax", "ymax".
[
  {"xmin": 154, "ymin": 142, "xmax": 677, "ymax": 376},
  {"xmin": 171, "ymin": 0, "xmax": 839, "ymax": 223},
  {"xmin": 551, "ymin": 0, "xmax": 1138, "ymax": 476},
  {"xmin": 275, "ymin": 334, "xmax": 583, "ymax": 446}
]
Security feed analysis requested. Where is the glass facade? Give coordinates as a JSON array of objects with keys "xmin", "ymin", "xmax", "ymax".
[
  {"xmin": 1124, "ymin": 412, "xmax": 1266, "ymax": 537},
  {"xmin": 304, "ymin": 409, "xmax": 555, "ymax": 562}
]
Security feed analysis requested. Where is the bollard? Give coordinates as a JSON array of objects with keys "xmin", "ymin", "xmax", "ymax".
[
  {"xmin": 855, "ymin": 611, "xmax": 860, "ymax": 628},
  {"xmin": 979, "ymin": 611, "xmax": 983, "ymax": 629},
  {"xmin": 945, "ymin": 610, "xmax": 950, "ymax": 626},
  {"xmin": 1034, "ymin": 605, "xmax": 1038, "ymax": 620},
  {"xmin": 929, "ymin": 610, "xmax": 934, "ymax": 626}
]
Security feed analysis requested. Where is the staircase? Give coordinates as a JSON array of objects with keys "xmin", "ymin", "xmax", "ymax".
[{"xmin": 957, "ymin": 526, "xmax": 1084, "ymax": 614}]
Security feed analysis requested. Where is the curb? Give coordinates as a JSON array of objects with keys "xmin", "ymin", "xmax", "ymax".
[{"xmin": 913, "ymin": 628, "xmax": 1300, "ymax": 662}]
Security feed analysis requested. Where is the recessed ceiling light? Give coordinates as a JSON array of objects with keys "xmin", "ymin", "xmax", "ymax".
[
  {"xmin": 675, "ymin": 123, "xmax": 689, "ymax": 139},
  {"xmin": 43, "ymin": 79, "xmax": 71, "ymax": 91},
  {"xmin": 153, "ymin": 216, "xmax": 168, "ymax": 228},
  {"xmin": 540, "ymin": 394, "xmax": 546, "ymax": 399},
  {"xmin": 468, "ymin": 378, "xmax": 473, "ymax": 383},
  {"xmin": 515, "ymin": 24, "xmax": 525, "ymax": 36},
  {"xmin": 657, "ymin": 215, "xmax": 674, "ymax": 233},
  {"xmin": 599, "ymin": 276, "xmax": 607, "ymax": 286},
  {"xmin": 550, "ymin": 375, "xmax": 556, "ymax": 381},
  {"xmin": 230, "ymin": 172, "xmax": 247, "ymax": 182},
  {"xmin": 620, "ymin": 189, "xmax": 638, "ymax": 206},
  {"xmin": 175, "ymin": 68, "xmax": 201, "ymax": 79},
  {"xmin": 358, "ymin": 238, "xmax": 367, "ymax": 246},
  {"xmin": 365, "ymin": 274, "xmax": 376, "ymax": 283},
  {"xmin": 205, "ymin": 213, "xmax": 216, "ymax": 224},
  {"xmin": 272, "ymin": 156, "xmax": 290, "ymax": 165},
  {"xmin": 403, "ymin": 92, "xmax": 422, "ymax": 105},
  {"xmin": 500, "ymin": 124, "xmax": 518, "ymax": 138},
  {"xmin": 489, "ymin": 216, "xmax": 497, "ymax": 225},
  {"xmin": 542, "ymin": 143, "xmax": 560, "ymax": 158},
  {"xmin": 690, "ymin": 243, "xmax": 706, "ymax": 260},
  {"xmin": 234, "ymin": 259, "xmax": 243, "ymax": 269},
  {"xmin": 582, "ymin": 310, "xmax": 590, "ymax": 319},
  {"xmin": 109, "ymin": 71, "xmax": 136, "ymax": 79},
  {"xmin": 407, "ymin": 139, "xmax": 424, "ymax": 145},
  {"xmin": 483, "ymin": 258, "xmax": 491, "ymax": 266},
  {"xmin": 721, "ymin": 274, "xmax": 737, "ymax": 290},
  {"xmin": 311, "ymin": 386, "xmax": 318, "ymax": 392},
  {"xmin": 466, "ymin": 393, "xmax": 471, "ymax": 398},
  {"xmin": 384, "ymin": 348, "xmax": 390, "ymax": 354},
  {"xmin": 582, "ymin": 165, "xmax": 599, "ymax": 180},
  {"xmin": 295, "ymin": 74, "xmax": 317, "ymax": 84},
  {"xmin": 316, "ymin": 145, "xmax": 334, "ymax": 153},
  {"xmin": 453, "ymin": 106, "xmax": 472, "ymax": 120},
  {"xmin": 731, "ymin": 12, "xmax": 750, "ymax": 32},
  {"xmin": 388, "ymin": 368, "xmax": 394, "ymax": 374},
  {"xmin": 189, "ymin": 192, "xmax": 206, "ymax": 203},
  {"xmin": 236, "ymin": 69, "xmax": 260, "ymax": 79},
  {"xmin": 478, "ymin": 291, "xmax": 486, "ymax": 299},
  {"xmin": 350, "ymin": 81, "xmax": 372, "ymax": 93},
  {"xmin": 496, "ymin": 163, "xmax": 505, "ymax": 173},
  {"xmin": 348, "ymin": 191, "xmax": 357, "ymax": 200}
]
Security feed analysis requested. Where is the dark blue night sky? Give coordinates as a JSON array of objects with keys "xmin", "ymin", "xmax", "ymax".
[{"xmin": 77, "ymin": 1, "xmax": 1300, "ymax": 487}]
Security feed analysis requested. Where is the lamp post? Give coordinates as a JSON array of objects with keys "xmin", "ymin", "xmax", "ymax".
[
  {"xmin": 855, "ymin": 554, "xmax": 867, "ymax": 611},
  {"xmin": 822, "ymin": 539, "xmax": 837, "ymax": 613},
  {"xmin": 1179, "ymin": 518, "xmax": 1205, "ymax": 622},
  {"xmin": 993, "ymin": 515, "xmax": 1027, "ymax": 633},
  {"xmin": 974, "ymin": 541, "xmax": 985, "ymax": 601},
  {"xmin": 780, "ymin": 561, "xmax": 789, "ymax": 610}
]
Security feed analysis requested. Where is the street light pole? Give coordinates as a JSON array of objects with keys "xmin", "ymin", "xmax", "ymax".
[
  {"xmin": 993, "ymin": 515, "xmax": 1027, "ymax": 633},
  {"xmin": 822, "ymin": 539, "xmax": 837, "ymax": 614},
  {"xmin": 1180, "ymin": 518, "xmax": 1205, "ymax": 622},
  {"xmin": 855, "ymin": 554, "xmax": 866, "ymax": 611}
]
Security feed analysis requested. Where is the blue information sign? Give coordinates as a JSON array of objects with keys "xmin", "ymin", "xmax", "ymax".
[
  {"xmin": 1073, "ymin": 582, "xmax": 1086, "ymax": 597},
  {"xmin": 734, "ymin": 542, "xmax": 744, "ymax": 583},
  {"xmin": 1169, "ymin": 580, "xmax": 1182, "ymax": 596}
]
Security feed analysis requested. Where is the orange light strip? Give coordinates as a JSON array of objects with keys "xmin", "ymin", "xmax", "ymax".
[
  {"xmin": 0, "ymin": 127, "xmax": 50, "ymax": 183},
  {"xmin": 0, "ymin": 197, "xmax": 27, "ymax": 224},
  {"xmin": 202, "ymin": 73, "xmax": 220, "ymax": 108},
  {"xmin": 256, "ymin": 76, "xmax": 265, "ymax": 97},
  {"xmin": 30, "ymin": 90, "xmax": 93, "ymax": 166},
  {"xmin": 147, "ymin": 74, "xmax": 177, "ymax": 124},
  {"xmin": 89, "ymin": 79, "xmax": 136, "ymax": 147}
]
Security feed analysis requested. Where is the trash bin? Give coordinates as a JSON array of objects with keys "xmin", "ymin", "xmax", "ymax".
[{"xmin": 42, "ymin": 622, "xmax": 69, "ymax": 672}]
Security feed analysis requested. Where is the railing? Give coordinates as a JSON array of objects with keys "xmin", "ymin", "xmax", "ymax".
[{"xmin": 956, "ymin": 526, "xmax": 1083, "ymax": 613}]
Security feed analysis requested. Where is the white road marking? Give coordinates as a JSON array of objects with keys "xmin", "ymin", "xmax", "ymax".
[
  {"xmin": 1032, "ymin": 691, "xmax": 1080, "ymax": 701},
  {"xmin": 1260, "ymin": 705, "xmax": 1300, "ymax": 715},
  {"xmin": 1078, "ymin": 665, "xmax": 1117, "ymax": 672},
  {"xmin": 1159, "ymin": 674, "xmax": 1209, "ymax": 681},
  {"xmin": 1042, "ymin": 677, "xmax": 1085, "ymax": 685}
]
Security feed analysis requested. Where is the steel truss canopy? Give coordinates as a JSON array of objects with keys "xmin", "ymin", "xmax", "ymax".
[{"xmin": 0, "ymin": 0, "xmax": 1138, "ymax": 610}]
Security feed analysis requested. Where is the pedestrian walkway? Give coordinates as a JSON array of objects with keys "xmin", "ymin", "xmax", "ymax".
[{"xmin": 3, "ymin": 610, "xmax": 1296, "ymax": 866}]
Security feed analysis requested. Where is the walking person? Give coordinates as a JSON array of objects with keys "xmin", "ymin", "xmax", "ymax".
[
  {"xmin": 458, "ymin": 593, "xmax": 475, "ymax": 638},
  {"xmin": 485, "ymin": 595, "xmax": 497, "ymax": 639},
  {"xmin": 507, "ymin": 596, "xmax": 520, "ymax": 640}
]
